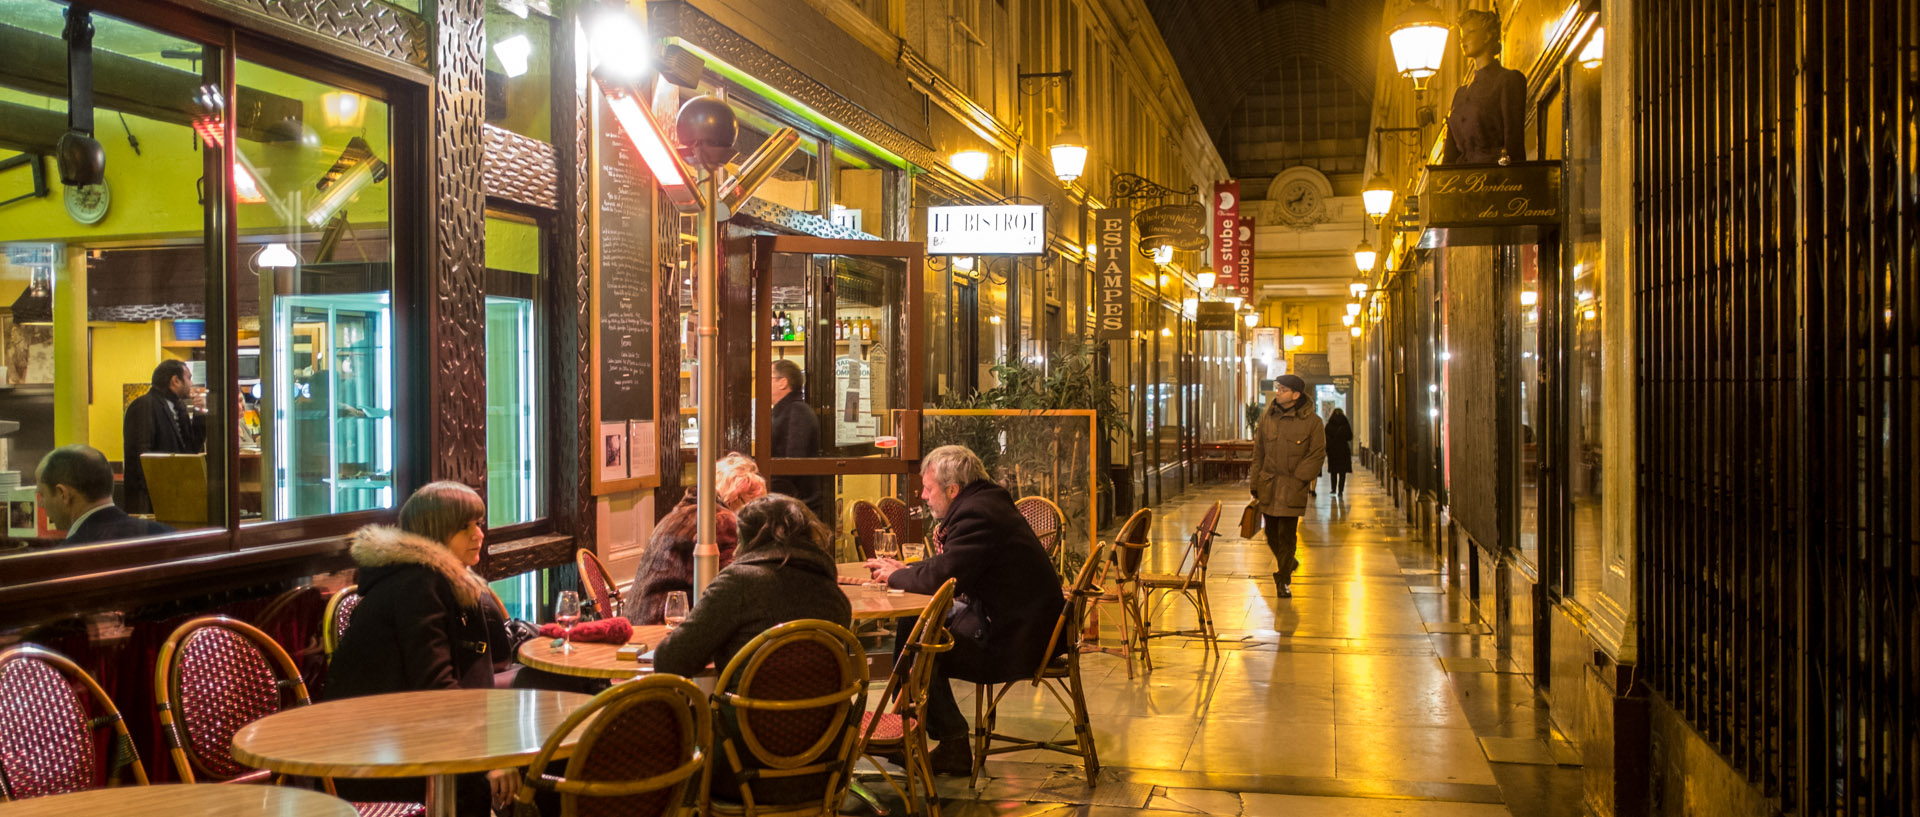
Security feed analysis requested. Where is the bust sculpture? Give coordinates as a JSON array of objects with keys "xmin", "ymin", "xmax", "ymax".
[{"xmin": 1442, "ymin": 9, "xmax": 1528, "ymax": 165}]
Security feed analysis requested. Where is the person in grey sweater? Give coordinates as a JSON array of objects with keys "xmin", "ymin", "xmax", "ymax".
[{"xmin": 651, "ymin": 494, "xmax": 852, "ymax": 677}]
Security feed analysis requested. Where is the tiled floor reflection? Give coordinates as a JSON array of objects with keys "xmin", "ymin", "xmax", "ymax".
[{"xmin": 851, "ymin": 469, "xmax": 1583, "ymax": 817}]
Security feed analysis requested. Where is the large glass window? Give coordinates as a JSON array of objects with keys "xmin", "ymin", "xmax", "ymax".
[
  {"xmin": 0, "ymin": 6, "xmax": 219, "ymax": 543},
  {"xmin": 237, "ymin": 58, "xmax": 396, "ymax": 523},
  {"xmin": 1515, "ymin": 246, "xmax": 1543, "ymax": 571},
  {"xmin": 484, "ymin": 212, "xmax": 544, "ymax": 527},
  {"xmin": 1566, "ymin": 24, "xmax": 1606, "ymax": 605},
  {"xmin": 484, "ymin": 1, "xmax": 553, "ymax": 143}
]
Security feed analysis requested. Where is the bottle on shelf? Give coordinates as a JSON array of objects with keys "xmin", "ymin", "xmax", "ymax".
[{"xmin": 783, "ymin": 312, "xmax": 795, "ymax": 342}]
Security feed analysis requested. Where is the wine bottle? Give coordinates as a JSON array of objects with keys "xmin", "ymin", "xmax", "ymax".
[{"xmin": 783, "ymin": 312, "xmax": 795, "ymax": 341}]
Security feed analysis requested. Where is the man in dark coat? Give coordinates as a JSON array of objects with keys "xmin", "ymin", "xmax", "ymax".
[
  {"xmin": 1324, "ymin": 408, "xmax": 1354, "ymax": 497},
  {"xmin": 866, "ymin": 445, "xmax": 1067, "ymax": 775},
  {"xmin": 767, "ymin": 359, "xmax": 831, "ymax": 524},
  {"xmin": 122, "ymin": 359, "xmax": 206, "ymax": 514},
  {"xmin": 35, "ymin": 445, "xmax": 173, "ymax": 544},
  {"xmin": 1251, "ymin": 375, "xmax": 1326, "ymax": 597}
]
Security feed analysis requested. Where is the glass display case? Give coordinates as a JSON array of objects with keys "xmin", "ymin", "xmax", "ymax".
[{"xmin": 270, "ymin": 292, "xmax": 393, "ymax": 519}]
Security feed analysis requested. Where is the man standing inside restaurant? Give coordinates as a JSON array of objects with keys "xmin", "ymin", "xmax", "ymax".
[
  {"xmin": 865, "ymin": 444, "xmax": 1065, "ymax": 775},
  {"xmin": 124, "ymin": 359, "xmax": 207, "ymax": 514},
  {"xmin": 1250, "ymin": 374, "xmax": 1326, "ymax": 598},
  {"xmin": 768, "ymin": 359, "xmax": 830, "ymax": 524}
]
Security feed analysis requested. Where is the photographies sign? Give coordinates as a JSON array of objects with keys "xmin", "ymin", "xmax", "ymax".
[
  {"xmin": 1212, "ymin": 181, "xmax": 1240, "ymax": 288},
  {"xmin": 1135, "ymin": 203, "xmax": 1207, "ymax": 251},
  {"xmin": 1094, "ymin": 208, "xmax": 1131, "ymax": 340},
  {"xmin": 927, "ymin": 205, "xmax": 1046, "ymax": 255}
]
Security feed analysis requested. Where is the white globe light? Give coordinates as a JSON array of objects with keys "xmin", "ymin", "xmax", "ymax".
[
  {"xmin": 1390, "ymin": 0, "xmax": 1451, "ymax": 90},
  {"xmin": 1049, "ymin": 129, "xmax": 1088, "ymax": 182},
  {"xmin": 1196, "ymin": 268, "xmax": 1217, "ymax": 289},
  {"xmin": 1243, "ymin": 313, "xmax": 1259, "ymax": 328},
  {"xmin": 1362, "ymin": 172, "xmax": 1395, "ymax": 222},
  {"xmin": 1346, "ymin": 302, "xmax": 1362, "ymax": 316},
  {"xmin": 1353, "ymin": 240, "xmax": 1377, "ymax": 273}
]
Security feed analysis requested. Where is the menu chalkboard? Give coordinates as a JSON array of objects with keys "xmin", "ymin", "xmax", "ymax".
[{"xmin": 595, "ymin": 92, "xmax": 656, "ymax": 427}]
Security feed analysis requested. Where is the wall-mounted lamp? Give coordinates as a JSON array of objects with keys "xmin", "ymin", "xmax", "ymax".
[
  {"xmin": 1346, "ymin": 302, "xmax": 1362, "ymax": 317},
  {"xmin": 1389, "ymin": 0, "xmax": 1451, "ymax": 92},
  {"xmin": 588, "ymin": 6, "xmax": 648, "ymax": 86},
  {"xmin": 1196, "ymin": 268, "xmax": 1216, "ymax": 289},
  {"xmin": 1243, "ymin": 312, "xmax": 1259, "ymax": 328},
  {"xmin": 1285, "ymin": 334, "xmax": 1304, "ymax": 349},
  {"xmin": 1353, "ymin": 240, "xmax": 1377, "ymax": 273},
  {"xmin": 1350, "ymin": 325, "xmax": 1362, "ymax": 338},
  {"xmin": 1362, "ymin": 173, "xmax": 1395, "ymax": 223},
  {"xmin": 1050, "ymin": 128, "xmax": 1088, "ymax": 182},
  {"xmin": 1342, "ymin": 313, "xmax": 1356, "ymax": 327},
  {"xmin": 1349, "ymin": 281, "xmax": 1368, "ymax": 299},
  {"xmin": 1156, "ymin": 272, "xmax": 1171, "ymax": 288},
  {"xmin": 257, "ymin": 242, "xmax": 299, "ymax": 269},
  {"xmin": 1578, "ymin": 27, "xmax": 1605, "ymax": 69},
  {"xmin": 1152, "ymin": 244, "xmax": 1174, "ymax": 265},
  {"xmin": 1161, "ymin": 327, "xmax": 1173, "ymax": 338},
  {"xmin": 1181, "ymin": 297, "xmax": 1198, "ymax": 315},
  {"xmin": 951, "ymin": 150, "xmax": 991, "ymax": 181}
]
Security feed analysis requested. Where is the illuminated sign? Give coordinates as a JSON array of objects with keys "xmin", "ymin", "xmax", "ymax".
[{"xmin": 927, "ymin": 205, "xmax": 1046, "ymax": 255}]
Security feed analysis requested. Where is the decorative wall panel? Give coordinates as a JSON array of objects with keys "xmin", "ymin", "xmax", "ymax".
[
  {"xmin": 554, "ymin": 9, "xmax": 596, "ymax": 546},
  {"xmin": 208, "ymin": 0, "xmax": 430, "ymax": 67},
  {"xmin": 431, "ymin": 0, "xmax": 488, "ymax": 488},
  {"xmin": 482, "ymin": 125, "xmax": 559, "ymax": 210}
]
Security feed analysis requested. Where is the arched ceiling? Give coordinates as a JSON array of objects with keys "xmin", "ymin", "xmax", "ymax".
[{"xmin": 1145, "ymin": 0, "xmax": 1385, "ymax": 189}]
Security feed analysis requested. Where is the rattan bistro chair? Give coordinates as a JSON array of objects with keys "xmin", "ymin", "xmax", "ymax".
[
  {"xmin": 515, "ymin": 674, "xmax": 711, "ymax": 817},
  {"xmin": 0, "ymin": 644, "xmax": 149, "ymax": 801},
  {"xmin": 876, "ymin": 497, "xmax": 917, "ymax": 545},
  {"xmin": 577, "ymin": 548, "xmax": 623, "ymax": 620},
  {"xmin": 156, "ymin": 616, "xmax": 423, "ymax": 817},
  {"xmin": 321, "ymin": 584, "xmax": 363, "ymax": 661},
  {"xmin": 972, "ymin": 541, "xmax": 1108, "ymax": 787},
  {"xmin": 1086, "ymin": 509, "xmax": 1153, "ymax": 676},
  {"xmin": 704, "ymin": 619, "xmax": 869, "ymax": 817},
  {"xmin": 850, "ymin": 500, "xmax": 890, "ymax": 561},
  {"xmin": 1014, "ymin": 496, "xmax": 1067, "ymax": 573},
  {"xmin": 1140, "ymin": 501, "xmax": 1223, "ymax": 649},
  {"xmin": 853, "ymin": 579, "xmax": 957, "ymax": 817}
]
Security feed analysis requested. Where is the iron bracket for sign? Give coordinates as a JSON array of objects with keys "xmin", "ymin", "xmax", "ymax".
[
  {"xmin": 0, "ymin": 153, "xmax": 50, "ymax": 208},
  {"xmin": 1109, "ymin": 172, "xmax": 1196, "ymax": 207},
  {"xmin": 1016, "ymin": 68, "xmax": 1073, "ymax": 95}
]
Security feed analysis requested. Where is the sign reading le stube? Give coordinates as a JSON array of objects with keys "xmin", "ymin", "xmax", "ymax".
[{"xmin": 927, "ymin": 205, "xmax": 1046, "ymax": 255}]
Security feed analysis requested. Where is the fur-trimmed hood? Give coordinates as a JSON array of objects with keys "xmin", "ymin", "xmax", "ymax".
[{"xmin": 348, "ymin": 524, "xmax": 490, "ymax": 610}]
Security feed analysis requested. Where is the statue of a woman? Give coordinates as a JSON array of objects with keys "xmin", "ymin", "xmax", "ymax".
[{"xmin": 1442, "ymin": 9, "xmax": 1528, "ymax": 165}]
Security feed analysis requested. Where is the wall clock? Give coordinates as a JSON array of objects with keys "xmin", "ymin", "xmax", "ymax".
[
  {"xmin": 64, "ymin": 179, "xmax": 110, "ymax": 225},
  {"xmin": 1275, "ymin": 178, "xmax": 1323, "ymax": 225}
]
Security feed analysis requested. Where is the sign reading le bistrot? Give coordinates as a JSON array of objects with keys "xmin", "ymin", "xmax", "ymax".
[{"xmin": 928, "ymin": 205, "xmax": 1046, "ymax": 255}]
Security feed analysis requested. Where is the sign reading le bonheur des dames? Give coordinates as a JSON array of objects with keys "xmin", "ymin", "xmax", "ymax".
[{"xmin": 927, "ymin": 205, "xmax": 1047, "ymax": 255}]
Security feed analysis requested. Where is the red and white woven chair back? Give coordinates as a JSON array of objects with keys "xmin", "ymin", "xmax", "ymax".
[
  {"xmin": 323, "ymin": 587, "xmax": 363, "ymax": 658},
  {"xmin": 0, "ymin": 646, "xmax": 143, "ymax": 800},
  {"xmin": 159, "ymin": 617, "xmax": 309, "ymax": 784},
  {"xmin": 711, "ymin": 620, "xmax": 867, "ymax": 809},
  {"xmin": 576, "ymin": 549, "xmax": 620, "ymax": 620},
  {"xmin": 877, "ymin": 497, "xmax": 915, "ymax": 544},
  {"xmin": 561, "ymin": 677, "xmax": 709, "ymax": 817},
  {"xmin": 1015, "ymin": 496, "xmax": 1064, "ymax": 555},
  {"xmin": 850, "ymin": 500, "xmax": 887, "ymax": 560}
]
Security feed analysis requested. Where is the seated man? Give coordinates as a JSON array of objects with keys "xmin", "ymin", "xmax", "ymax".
[
  {"xmin": 35, "ymin": 444, "xmax": 174, "ymax": 544},
  {"xmin": 864, "ymin": 445, "xmax": 1066, "ymax": 775}
]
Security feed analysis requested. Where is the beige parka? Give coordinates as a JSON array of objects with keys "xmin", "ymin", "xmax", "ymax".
[{"xmin": 1250, "ymin": 397, "xmax": 1327, "ymax": 517}]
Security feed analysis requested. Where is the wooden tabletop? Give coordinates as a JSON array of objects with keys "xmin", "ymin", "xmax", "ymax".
[
  {"xmin": 0, "ymin": 784, "xmax": 358, "ymax": 817},
  {"xmin": 230, "ymin": 689, "xmax": 592, "ymax": 778},
  {"xmin": 517, "ymin": 581, "xmax": 933, "ymax": 679}
]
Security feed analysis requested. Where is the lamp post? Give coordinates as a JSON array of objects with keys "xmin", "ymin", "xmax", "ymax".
[{"xmin": 677, "ymin": 96, "xmax": 737, "ymax": 602}]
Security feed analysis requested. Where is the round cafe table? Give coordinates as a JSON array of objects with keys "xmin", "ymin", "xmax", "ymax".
[
  {"xmin": 230, "ymin": 688, "xmax": 591, "ymax": 817},
  {"xmin": 0, "ymin": 784, "xmax": 357, "ymax": 817}
]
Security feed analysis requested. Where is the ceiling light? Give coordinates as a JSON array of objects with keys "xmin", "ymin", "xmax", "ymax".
[
  {"xmin": 1049, "ymin": 128, "xmax": 1088, "ymax": 182},
  {"xmin": 257, "ymin": 242, "xmax": 298, "ymax": 269},
  {"xmin": 1389, "ymin": 0, "xmax": 1451, "ymax": 91},
  {"xmin": 951, "ymin": 150, "xmax": 991, "ymax": 181},
  {"xmin": 1353, "ymin": 239, "xmax": 1377, "ymax": 272},
  {"xmin": 321, "ymin": 91, "xmax": 366, "ymax": 129},
  {"xmin": 492, "ymin": 34, "xmax": 533, "ymax": 79},
  {"xmin": 1362, "ymin": 172, "xmax": 1395, "ymax": 222}
]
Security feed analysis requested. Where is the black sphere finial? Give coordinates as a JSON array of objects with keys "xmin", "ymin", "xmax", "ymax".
[{"xmin": 675, "ymin": 96, "xmax": 738, "ymax": 170}]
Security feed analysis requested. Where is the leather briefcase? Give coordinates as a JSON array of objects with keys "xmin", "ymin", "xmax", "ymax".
[{"xmin": 1239, "ymin": 501, "xmax": 1263, "ymax": 539}]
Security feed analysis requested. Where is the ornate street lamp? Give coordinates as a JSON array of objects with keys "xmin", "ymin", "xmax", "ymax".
[
  {"xmin": 1362, "ymin": 172, "xmax": 1395, "ymax": 223},
  {"xmin": 1353, "ymin": 239, "xmax": 1377, "ymax": 273},
  {"xmin": 1349, "ymin": 281, "xmax": 1368, "ymax": 299},
  {"xmin": 1050, "ymin": 128, "xmax": 1088, "ymax": 182},
  {"xmin": 1196, "ymin": 267, "xmax": 1217, "ymax": 289},
  {"xmin": 1389, "ymin": 0, "xmax": 1451, "ymax": 91}
]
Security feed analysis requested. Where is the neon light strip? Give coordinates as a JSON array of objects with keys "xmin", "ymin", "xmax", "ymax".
[{"xmin": 661, "ymin": 37, "xmax": 913, "ymax": 172}]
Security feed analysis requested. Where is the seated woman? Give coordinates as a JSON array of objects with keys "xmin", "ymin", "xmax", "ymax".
[
  {"xmin": 652, "ymin": 494, "xmax": 851, "ymax": 677},
  {"xmin": 625, "ymin": 452, "xmax": 767, "ymax": 625},
  {"xmin": 327, "ymin": 481, "xmax": 515, "ymax": 816}
]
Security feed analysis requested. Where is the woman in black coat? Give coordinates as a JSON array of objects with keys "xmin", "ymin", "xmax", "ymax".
[
  {"xmin": 1324, "ymin": 408, "xmax": 1354, "ymax": 497},
  {"xmin": 327, "ymin": 481, "xmax": 515, "ymax": 815}
]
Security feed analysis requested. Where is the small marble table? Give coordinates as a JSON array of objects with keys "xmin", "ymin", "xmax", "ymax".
[
  {"xmin": 230, "ymin": 688, "xmax": 591, "ymax": 817},
  {"xmin": 0, "ymin": 784, "xmax": 358, "ymax": 817}
]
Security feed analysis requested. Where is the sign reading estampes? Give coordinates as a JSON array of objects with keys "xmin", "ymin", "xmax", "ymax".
[
  {"xmin": 927, "ymin": 204, "xmax": 1046, "ymax": 255},
  {"xmin": 1094, "ymin": 208, "xmax": 1131, "ymax": 340}
]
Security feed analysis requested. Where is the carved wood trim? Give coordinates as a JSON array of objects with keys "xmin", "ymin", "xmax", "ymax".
[
  {"xmin": 553, "ymin": 6, "xmax": 596, "ymax": 549},
  {"xmin": 205, "ymin": 0, "xmax": 430, "ymax": 68},
  {"xmin": 431, "ymin": 0, "xmax": 488, "ymax": 488},
  {"xmin": 482, "ymin": 125, "xmax": 560, "ymax": 211}
]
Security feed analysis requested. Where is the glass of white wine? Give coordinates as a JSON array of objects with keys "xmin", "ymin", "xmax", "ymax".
[{"xmin": 663, "ymin": 591, "xmax": 689, "ymax": 629}]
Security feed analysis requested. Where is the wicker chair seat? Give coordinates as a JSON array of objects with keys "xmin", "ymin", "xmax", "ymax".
[
  {"xmin": 858, "ymin": 711, "xmax": 916, "ymax": 744},
  {"xmin": 351, "ymin": 802, "xmax": 427, "ymax": 817}
]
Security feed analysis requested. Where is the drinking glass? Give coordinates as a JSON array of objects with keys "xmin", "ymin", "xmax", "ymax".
[
  {"xmin": 663, "ymin": 591, "xmax": 689, "ymax": 629},
  {"xmin": 875, "ymin": 531, "xmax": 899, "ymax": 561},
  {"xmin": 555, "ymin": 591, "xmax": 581, "ymax": 653}
]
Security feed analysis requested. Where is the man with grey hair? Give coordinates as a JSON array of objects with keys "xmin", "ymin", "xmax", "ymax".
[{"xmin": 865, "ymin": 444, "xmax": 1065, "ymax": 774}]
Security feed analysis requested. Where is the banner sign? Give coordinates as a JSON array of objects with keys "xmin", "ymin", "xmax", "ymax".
[
  {"xmin": 1211, "ymin": 181, "xmax": 1240, "ymax": 288},
  {"xmin": 927, "ymin": 204, "xmax": 1046, "ymax": 255},
  {"xmin": 1094, "ymin": 208, "xmax": 1132, "ymax": 340},
  {"xmin": 1136, "ymin": 203, "xmax": 1207, "ymax": 251},
  {"xmin": 1235, "ymin": 216, "xmax": 1255, "ymax": 297},
  {"xmin": 1195, "ymin": 301, "xmax": 1236, "ymax": 331}
]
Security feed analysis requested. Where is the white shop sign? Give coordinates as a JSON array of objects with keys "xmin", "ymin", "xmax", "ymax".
[{"xmin": 927, "ymin": 205, "xmax": 1046, "ymax": 255}]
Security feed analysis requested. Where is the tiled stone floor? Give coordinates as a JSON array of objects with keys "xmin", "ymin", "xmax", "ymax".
[{"xmin": 850, "ymin": 468, "xmax": 1583, "ymax": 817}]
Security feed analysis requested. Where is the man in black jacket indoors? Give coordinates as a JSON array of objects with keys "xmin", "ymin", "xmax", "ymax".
[
  {"xmin": 767, "ymin": 359, "xmax": 830, "ymax": 523},
  {"xmin": 865, "ymin": 445, "xmax": 1066, "ymax": 775},
  {"xmin": 35, "ymin": 445, "xmax": 174, "ymax": 544},
  {"xmin": 123, "ymin": 359, "xmax": 207, "ymax": 514}
]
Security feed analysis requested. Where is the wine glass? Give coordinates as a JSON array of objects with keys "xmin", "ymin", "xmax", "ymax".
[
  {"xmin": 663, "ymin": 591, "xmax": 689, "ymax": 629},
  {"xmin": 875, "ymin": 531, "xmax": 900, "ymax": 561},
  {"xmin": 554, "ymin": 591, "xmax": 581, "ymax": 653}
]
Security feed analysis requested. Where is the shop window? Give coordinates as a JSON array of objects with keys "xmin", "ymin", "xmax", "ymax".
[
  {"xmin": 483, "ymin": 212, "xmax": 544, "ymax": 528},
  {"xmin": 484, "ymin": 1, "xmax": 552, "ymax": 143},
  {"xmin": 1514, "ymin": 246, "xmax": 1544, "ymax": 572},
  {"xmin": 1565, "ymin": 24, "xmax": 1607, "ymax": 607},
  {"xmin": 829, "ymin": 147, "xmax": 887, "ymax": 238},
  {"xmin": 0, "ymin": 6, "xmax": 221, "ymax": 543}
]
